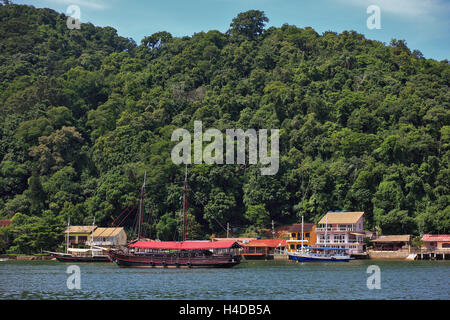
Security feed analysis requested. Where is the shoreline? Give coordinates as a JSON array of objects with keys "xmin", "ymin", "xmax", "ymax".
[
  {"xmin": 0, "ymin": 254, "xmax": 55, "ymax": 261},
  {"xmin": 1, "ymin": 255, "xmax": 448, "ymax": 262}
]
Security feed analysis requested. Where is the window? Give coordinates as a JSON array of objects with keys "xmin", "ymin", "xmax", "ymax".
[
  {"xmin": 291, "ymin": 233, "xmax": 296, "ymax": 238},
  {"xmin": 443, "ymin": 243, "xmax": 450, "ymax": 248},
  {"xmin": 318, "ymin": 235, "xmax": 330, "ymax": 243},
  {"xmin": 305, "ymin": 233, "xmax": 310, "ymax": 238},
  {"xmin": 290, "ymin": 245, "xmax": 295, "ymax": 250},
  {"xmin": 334, "ymin": 234, "xmax": 345, "ymax": 243}
]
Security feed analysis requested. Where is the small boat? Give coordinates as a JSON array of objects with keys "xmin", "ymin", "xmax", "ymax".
[
  {"xmin": 47, "ymin": 248, "xmax": 110, "ymax": 262},
  {"xmin": 46, "ymin": 217, "xmax": 110, "ymax": 263},
  {"xmin": 288, "ymin": 246, "xmax": 350, "ymax": 262},
  {"xmin": 288, "ymin": 215, "xmax": 350, "ymax": 262},
  {"xmin": 0, "ymin": 258, "xmax": 8, "ymax": 262}
]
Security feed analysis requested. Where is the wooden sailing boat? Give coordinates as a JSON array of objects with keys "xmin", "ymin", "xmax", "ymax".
[{"xmin": 107, "ymin": 167, "xmax": 242, "ymax": 268}]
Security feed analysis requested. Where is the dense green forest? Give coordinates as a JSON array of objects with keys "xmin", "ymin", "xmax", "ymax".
[{"xmin": 0, "ymin": 3, "xmax": 449, "ymax": 254}]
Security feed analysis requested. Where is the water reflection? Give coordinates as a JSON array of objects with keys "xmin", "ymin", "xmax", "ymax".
[{"xmin": 0, "ymin": 260, "xmax": 448, "ymax": 300}]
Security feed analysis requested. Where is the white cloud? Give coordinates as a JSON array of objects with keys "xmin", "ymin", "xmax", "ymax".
[{"xmin": 43, "ymin": 0, "xmax": 107, "ymax": 10}]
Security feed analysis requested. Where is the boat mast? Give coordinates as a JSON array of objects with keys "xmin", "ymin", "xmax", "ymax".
[
  {"xmin": 66, "ymin": 217, "xmax": 70, "ymax": 254},
  {"xmin": 91, "ymin": 216, "xmax": 95, "ymax": 257},
  {"xmin": 183, "ymin": 164, "xmax": 187, "ymax": 242},
  {"xmin": 301, "ymin": 215, "xmax": 304, "ymax": 252},
  {"xmin": 138, "ymin": 171, "xmax": 146, "ymax": 241},
  {"xmin": 148, "ymin": 202, "xmax": 152, "ymax": 240}
]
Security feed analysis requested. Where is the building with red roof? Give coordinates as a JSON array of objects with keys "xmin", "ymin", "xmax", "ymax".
[
  {"xmin": 241, "ymin": 239, "xmax": 287, "ymax": 260},
  {"xmin": 421, "ymin": 234, "xmax": 450, "ymax": 251},
  {"xmin": 0, "ymin": 220, "xmax": 11, "ymax": 227}
]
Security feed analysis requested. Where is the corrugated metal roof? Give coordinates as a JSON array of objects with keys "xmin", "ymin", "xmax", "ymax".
[
  {"xmin": 92, "ymin": 227, "xmax": 124, "ymax": 238},
  {"xmin": 318, "ymin": 212, "xmax": 364, "ymax": 224},
  {"xmin": 241, "ymin": 239, "xmax": 287, "ymax": 248},
  {"xmin": 287, "ymin": 223, "xmax": 315, "ymax": 233},
  {"xmin": 212, "ymin": 237, "xmax": 256, "ymax": 242},
  {"xmin": 421, "ymin": 234, "xmax": 450, "ymax": 242},
  {"xmin": 372, "ymin": 235, "xmax": 411, "ymax": 242},
  {"xmin": 64, "ymin": 226, "xmax": 96, "ymax": 234}
]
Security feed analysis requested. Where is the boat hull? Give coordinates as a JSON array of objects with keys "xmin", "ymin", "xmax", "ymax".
[
  {"xmin": 108, "ymin": 250, "xmax": 241, "ymax": 268},
  {"xmin": 288, "ymin": 254, "xmax": 349, "ymax": 262},
  {"xmin": 52, "ymin": 254, "xmax": 111, "ymax": 263}
]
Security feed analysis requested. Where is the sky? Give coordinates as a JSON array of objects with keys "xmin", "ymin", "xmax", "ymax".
[{"xmin": 14, "ymin": 0, "xmax": 450, "ymax": 61}]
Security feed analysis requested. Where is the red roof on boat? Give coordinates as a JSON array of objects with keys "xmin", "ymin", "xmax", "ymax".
[
  {"xmin": 128, "ymin": 240, "xmax": 241, "ymax": 250},
  {"xmin": 421, "ymin": 234, "xmax": 450, "ymax": 242}
]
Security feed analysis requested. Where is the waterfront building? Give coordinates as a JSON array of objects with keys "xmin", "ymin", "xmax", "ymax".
[
  {"xmin": 421, "ymin": 234, "xmax": 450, "ymax": 251},
  {"xmin": 371, "ymin": 235, "xmax": 412, "ymax": 251},
  {"xmin": 315, "ymin": 211, "xmax": 365, "ymax": 254},
  {"xmin": 286, "ymin": 223, "xmax": 316, "ymax": 253},
  {"xmin": 64, "ymin": 225, "xmax": 97, "ymax": 247},
  {"xmin": 87, "ymin": 227, "xmax": 127, "ymax": 248},
  {"xmin": 241, "ymin": 239, "xmax": 287, "ymax": 259}
]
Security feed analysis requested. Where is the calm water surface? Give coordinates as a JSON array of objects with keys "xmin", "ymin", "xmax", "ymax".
[{"xmin": 0, "ymin": 259, "xmax": 448, "ymax": 300}]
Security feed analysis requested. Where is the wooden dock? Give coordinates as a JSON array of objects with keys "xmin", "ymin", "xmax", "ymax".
[
  {"xmin": 416, "ymin": 249, "xmax": 449, "ymax": 260},
  {"xmin": 365, "ymin": 248, "xmax": 449, "ymax": 260}
]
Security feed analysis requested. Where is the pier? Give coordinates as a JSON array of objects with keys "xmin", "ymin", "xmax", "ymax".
[
  {"xmin": 416, "ymin": 249, "xmax": 449, "ymax": 261},
  {"xmin": 367, "ymin": 248, "xmax": 449, "ymax": 260}
]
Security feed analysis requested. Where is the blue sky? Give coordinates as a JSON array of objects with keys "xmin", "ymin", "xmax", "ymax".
[{"xmin": 16, "ymin": 0, "xmax": 450, "ymax": 61}]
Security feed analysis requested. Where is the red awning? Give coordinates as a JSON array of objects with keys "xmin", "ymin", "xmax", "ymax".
[{"xmin": 128, "ymin": 240, "xmax": 241, "ymax": 250}]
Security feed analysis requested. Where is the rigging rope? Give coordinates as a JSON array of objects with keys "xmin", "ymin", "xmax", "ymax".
[
  {"xmin": 117, "ymin": 206, "xmax": 137, "ymax": 228},
  {"xmin": 110, "ymin": 204, "xmax": 134, "ymax": 227}
]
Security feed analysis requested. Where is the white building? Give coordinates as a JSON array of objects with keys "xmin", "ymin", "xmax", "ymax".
[
  {"xmin": 315, "ymin": 211, "xmax": 365, "ymax": 254},
  {"xmin": 87, "ymin": 227, "xmax": 127, "ymax": 247}
]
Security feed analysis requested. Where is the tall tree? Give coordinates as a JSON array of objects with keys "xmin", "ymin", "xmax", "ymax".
[{"xmin": 228, "ymin": 10, "xmax": 269, "ymax": 40}]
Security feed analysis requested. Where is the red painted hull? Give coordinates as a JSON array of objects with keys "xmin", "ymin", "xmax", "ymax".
[
  {"xmin": 108, "ymin": 250, "xmax": 241, "ymax": 268},
  {"xmin": 52, "ymin": 253, "xmax": 111, "ymax": 263}
]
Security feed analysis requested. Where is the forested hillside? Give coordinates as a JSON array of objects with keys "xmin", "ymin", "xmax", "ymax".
[{"xmin": 0, "ymin": 4, "xmax": 448, "ymax": 254}]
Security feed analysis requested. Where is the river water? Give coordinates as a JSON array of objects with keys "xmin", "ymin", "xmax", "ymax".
[{"xmin": 0, "ymin": 259, "xmax": 448, "ymax": 300}]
